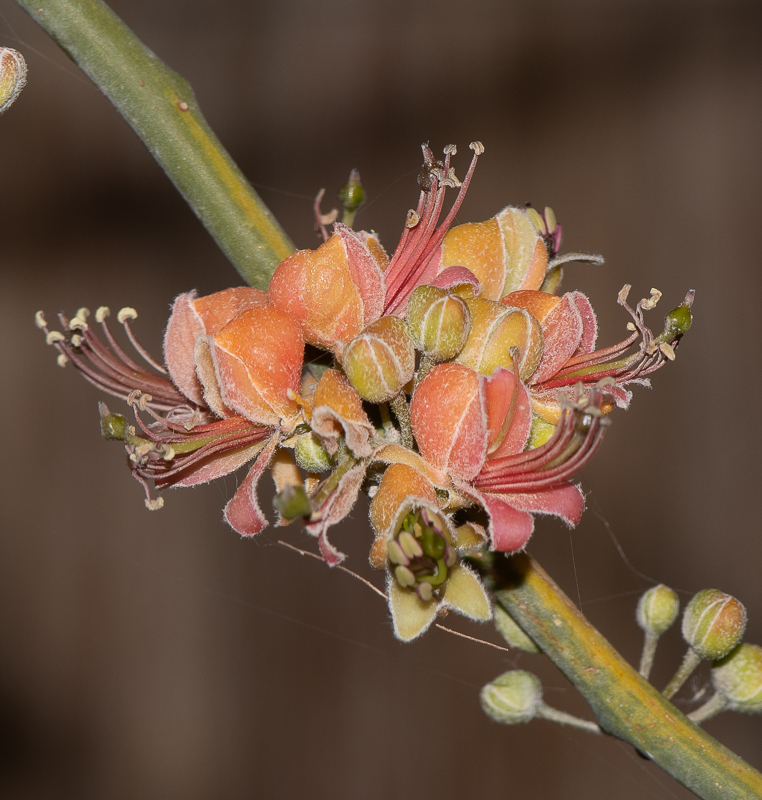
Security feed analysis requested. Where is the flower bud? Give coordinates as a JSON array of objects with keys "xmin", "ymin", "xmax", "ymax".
[
  {"xmin": 480, "ymin": 670, "xmax": 543, "ymax": 724},
  {"xmin": 682, "ymin": 589, "xmax": 747, "ymax": 660},
  {"xmin": 494, "ymin": 606, "xmax": 541, "ymax": 653},
  {"xmin": 294, "ymin": 432, "xmax": 334, "ymax": 472},
  {"xmin": 98, "ymin": 402, "xmax": 127, "ymax": 441},
  {"xmin": 272, "ymin": 484, "xmax": 312, "ymax": 520},
  {"xmin": 457, "ymin": 298, "xmax": 543, "ymax": 380},
  {"xmin": 711, "ymin": 644, "xmax": 762, "ymax": 712},
  {"xmin": 636, "ymin": 584, "xmax": 680, "ymax": 636},
  {"xmin": 342, "ymin": 316, "xmax": 415, "ymax": 402},
  {"xmin": 407, "ymin": 285, "xmax": 471, "ymax": 361},
  {"xmin": 0, "ymin": 48, "xmax": 27, "ymax": 115}
]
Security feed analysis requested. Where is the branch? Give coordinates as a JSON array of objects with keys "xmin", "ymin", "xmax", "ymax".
[
  {"xmin": 15, "ymin": 0, "xmax": 295, "ymax": 288},
  {"xmin": 489, "ymin": 553, "xmax": 762, "ymax": 799}
]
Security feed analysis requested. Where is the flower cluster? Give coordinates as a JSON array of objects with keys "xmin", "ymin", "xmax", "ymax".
[{"xmin": 37, "ymin": 143, "xmax": 693, "ymax": 640}]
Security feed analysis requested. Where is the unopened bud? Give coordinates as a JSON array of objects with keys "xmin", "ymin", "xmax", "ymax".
[
  {"xmin": 98, "ymin": 402, "xmax": 126, "ymax": 441},
  {"xmin": 407, "ymin": 285, "xmax": 471, "ymax": 361},
  {"xmin": 637, "ymin": 584, "xmax": 680, "ymax": 636},
  {"xmin": 494, "ymin": 606, "xmax": 541, "ymax": 653},
  {"xmin": 458, "ymin": 298, "xmax": 543, "ymax": 380},
  {"xmin": 682, "ymin": 589, "xmax": 747, "ymax": 660},
  {"xmin": 480, "ymin": 670, "xmax": 542, "ymax": 724},
  {"xmin": 663, "ymin": 300, "xmax": 693, "ymax": 338},
  {"xmin": 272, "ymin": 485, "xmax": 312, "ymax": 520},
  {"xmin": 294, "ymin": 432, "xmax": 334, "ymax": 472},
  {"xmin": 338, "ymin": 169, "xmax": 366, "ymax": 213},
  {"xmin": 0, "ymin": 48, "xmax": 27, "ymax": 115},
  {"xmin": 342, "ymin": 316, "xmax": 415, "ymax": 403},
  {"xmin": 711, "ymin": 644, "xmax": 762, "ymax": 712}
]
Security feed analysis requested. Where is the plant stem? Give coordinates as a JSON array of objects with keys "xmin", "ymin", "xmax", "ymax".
[
  {"xmin": 663, "ymin": 649, "xmax": 702, "ymax": 700},
  {"xmin": 486, "ymin": 553, "xmax": 762, "ymax": 799},
  {"xmin": 536, "ymin": 702, "xmax": 602, "ymax": 734},
  {"xmin": 15, "ymin": 0, "xmax": 295, "ymax": 288},
  {"xmin": 688, "ymin": 693, "xmax": 729, "ymax": 725},
  {"xmin": 390, "ymin": 393, "xmax": 413, "ymax": 449},
  {"xmin": 639, "ymin": 630, "xmax": 660, "ymax": 679}
]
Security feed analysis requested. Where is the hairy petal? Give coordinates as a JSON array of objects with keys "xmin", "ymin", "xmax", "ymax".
[
  {"xmin": 310, "ymin": 369, "xmax": 375, "ymax": 458},
  {"xmin": 387, "ymin": 577, "xmax": 438, "ymax": 642},
  {"xmin": 223, "ymin": 435, "xmax": 279, "ymax": 536},
  {"xmin": 410, "ymin": 363, "xmax": 487, "ymax": 481}
]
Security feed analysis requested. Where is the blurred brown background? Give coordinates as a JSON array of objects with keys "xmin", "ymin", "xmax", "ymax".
[{"xmin": 1, "ymin": 0, "xmax": 761, "ymax": 798}]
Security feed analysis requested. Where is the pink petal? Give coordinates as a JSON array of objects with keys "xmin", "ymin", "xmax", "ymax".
[
  {"xmin": 480, "ymin": 492, "xmax": 535, "ymax": 552},
  {"xmin": 429, "ymin": 266, "xmax": 482, "ymax": 295},
  {"xmin": 507, "ymin": 483, "xmax": 585, "ymax": 527},
  {"xmin": 529, "ymin": 294, "xmax": 584, "ymax": 385},
  {"xmin": 483, "ymin": 368, "xmax": 531, "ymax": 458},
  {"xmin": 174, "ymin": 440, "xmax": 268, "ymax": 487},
  {"xmin": 163, "ymin": 292, "xmax": 205, "ymax": 404},
  {"xmin": 569, "ymin": 292, "xmax": 598, "ymax": 353},
  {"xmin": 304, "ymin": 461, "xmax": 368, "ymax": 566},
  {"xmin": 223, "ymin": 436, "xmax": 278, "ymax": 536}
]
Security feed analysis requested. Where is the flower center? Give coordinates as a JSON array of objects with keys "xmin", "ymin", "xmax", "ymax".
[{"xmin": 387, "ymin": 508, "xmax": 457, "ymax": 603}]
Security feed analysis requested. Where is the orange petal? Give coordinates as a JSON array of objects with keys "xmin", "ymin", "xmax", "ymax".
[
  {"xmin": 268, "ymin": 225, "xmax": 386, "ymax": 354},
  {"xmin": 310, "ymin": 368, "xmax": 375, "ymax": 457},
  {"xmin": 164, "ymin": 288, "xmax": 268, "ymax": 404},
  {"xmin": 211, "ymin": 306, "xmax": 304, "ymax": 427},
  {"xmin": 410, "ymin": 363, "xmax": 487, "ymax": 481}
]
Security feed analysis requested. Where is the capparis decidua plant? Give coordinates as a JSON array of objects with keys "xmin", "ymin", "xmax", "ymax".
[{"xmin": 9, "ymin": 0, "xmax": 762, "ymax": 796}]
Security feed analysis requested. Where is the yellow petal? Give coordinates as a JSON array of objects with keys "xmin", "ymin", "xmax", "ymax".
[
  {"xmin": 388, "ymin": 580, "xmax": 438, "ymax": 642},
  {"xmin": 442, "ymin": 564, "xmax": 492, "ymax": 621}
]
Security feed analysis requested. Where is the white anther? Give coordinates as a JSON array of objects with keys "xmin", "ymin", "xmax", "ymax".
[
  {"xmin": 75, "ymin": 307, "xmax": 90, "ymax": 320},
  {"xmin": 34, "ymin": 310, "xmax": 47, "ymax": 329},
  {"xmin": 117, "ymin": 307, "xmax": 138, "ymax": 323},
  {"xmin": 70, "ymin": 333, "xmax": 84, "ymax": 348},
  {"xmin": 145, "ymin": 497, "xmax": 165, "ymax": 511},
  {"xmin": 95, "ymin": 306, "xmax": 110, "ymax": 323},
  {"xmin": 157, "ymin": 444, "xmax": 176, "ymax": 461},
  {"xmin": 447, "ymin": 167, "xmax": 462, "ymax": 187},
  {"xmin": 406, "ymin": 210, "xmax": 420, "ymax": 228},
  {"xmin": 127, "ymin": 389, "xmax": 142, "ymax": 406},
  {"xmin": 138, "ymin": 393, "xmax": 152, "ymax": 410},
  {"xmin": 69, "ymin": 317, "xmax": 88, "ymax": 331},
  {"xmin": 46, "ymin": 331, "xmax": 65, "ymax": 345},
  {"xmin": 626, "ymin": 322, "xmax": 636, "ymax": 331},
  {"xmin": 640, "ymin": 288, "xmax": 662, "ymax": 311},
  {"xmin": 659, "ymin": 342, "xmax": 676, "ymax": 361},
  {"xmin": 57, "ymin": 354, "xmax": 69, "ymax": 368},
  {"xmin": 469, "ymin": 141, "xmax": 485, "ymax": 155},
  {"xmin": 443, "ymin": 144, "xmax": 457, "ymax": 156},
  {"xmin": 618, "ymin": 284, "xmax": 632, "ymax": 304}
]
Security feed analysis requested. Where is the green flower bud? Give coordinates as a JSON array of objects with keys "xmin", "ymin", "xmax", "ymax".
[
  {"xmin": 272, "ymin": 485, "xmax": 312, "ymax": 520},
  {"xmin": 407, "ymin": 285, "xmax": 471, "ymax": 361},
  {"xmin": 98, "ymin": 402, "xmax": 126, "ymax": 441},
  {"xmin": 342, "ymin": 316, "xmax": 415, "ymax": 403},
  {"xmin": 636, "ymin": 584, "xmax": 680, "ymax": 636},
  {"xmin": 711, "ymin": 644, "xmax": 762, "ymax": 712},
  {"xmin": 682, "ymin": 589, "xmax": 747, "ymax": 660},
  {"xmin": 338, "ymin": 169, "xmax": 366, "ymax": 213},
  {"xmin": 480, "ymin": 670, "xmax": 542, "ymax": 725},
  {"xmin": 294, "ymin": 432, "xmax": 334, "ymax": 472},
  {"xmin": 494, "ymin": 606, "xmax": 541, "ymax": 653}
]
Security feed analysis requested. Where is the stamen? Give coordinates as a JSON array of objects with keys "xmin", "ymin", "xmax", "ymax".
[
  {"xmin": 117, "ymin": 307, "xmax": 138, "ymax": 323},
  {"xmin": 46, "ymin": 331, "xmax": 65, "ymax": 345},
  {"xmin": 95, "ymin": 306, "xmax": 110, "ymax": 323},
  {"xmin": 34, "ymin": 311, "xmax": 47, "ymax": 329},
  {"xmin": 57, "ymin": 354, "xmax": 69, "ymax": 368}
]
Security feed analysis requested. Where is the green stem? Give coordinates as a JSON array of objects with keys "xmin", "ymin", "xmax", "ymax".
[
  {"xmin": 536, "ymin": 702, "xmax": 602, "ymax": 734},
  {"xmin": 663, "ymin": 649, "xmax": 703, "ymax": 701},
  {"xmin": 639, "ymin": 630, "xmax": 660, "ymax": 680},
  {"xmin": 15, "ymin": 0, "xmax": 295, "ymax": 288},
  {"xmin": 390, "ymin": 393, "xmax": 413, "ymax": 449},
  {"xmin": 487, "ymin": 553, "xmax": 762, "ymax": 799},
  {"xmin": 689, "ymin": 693, "xmax": 729, "ymax": 725}
]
